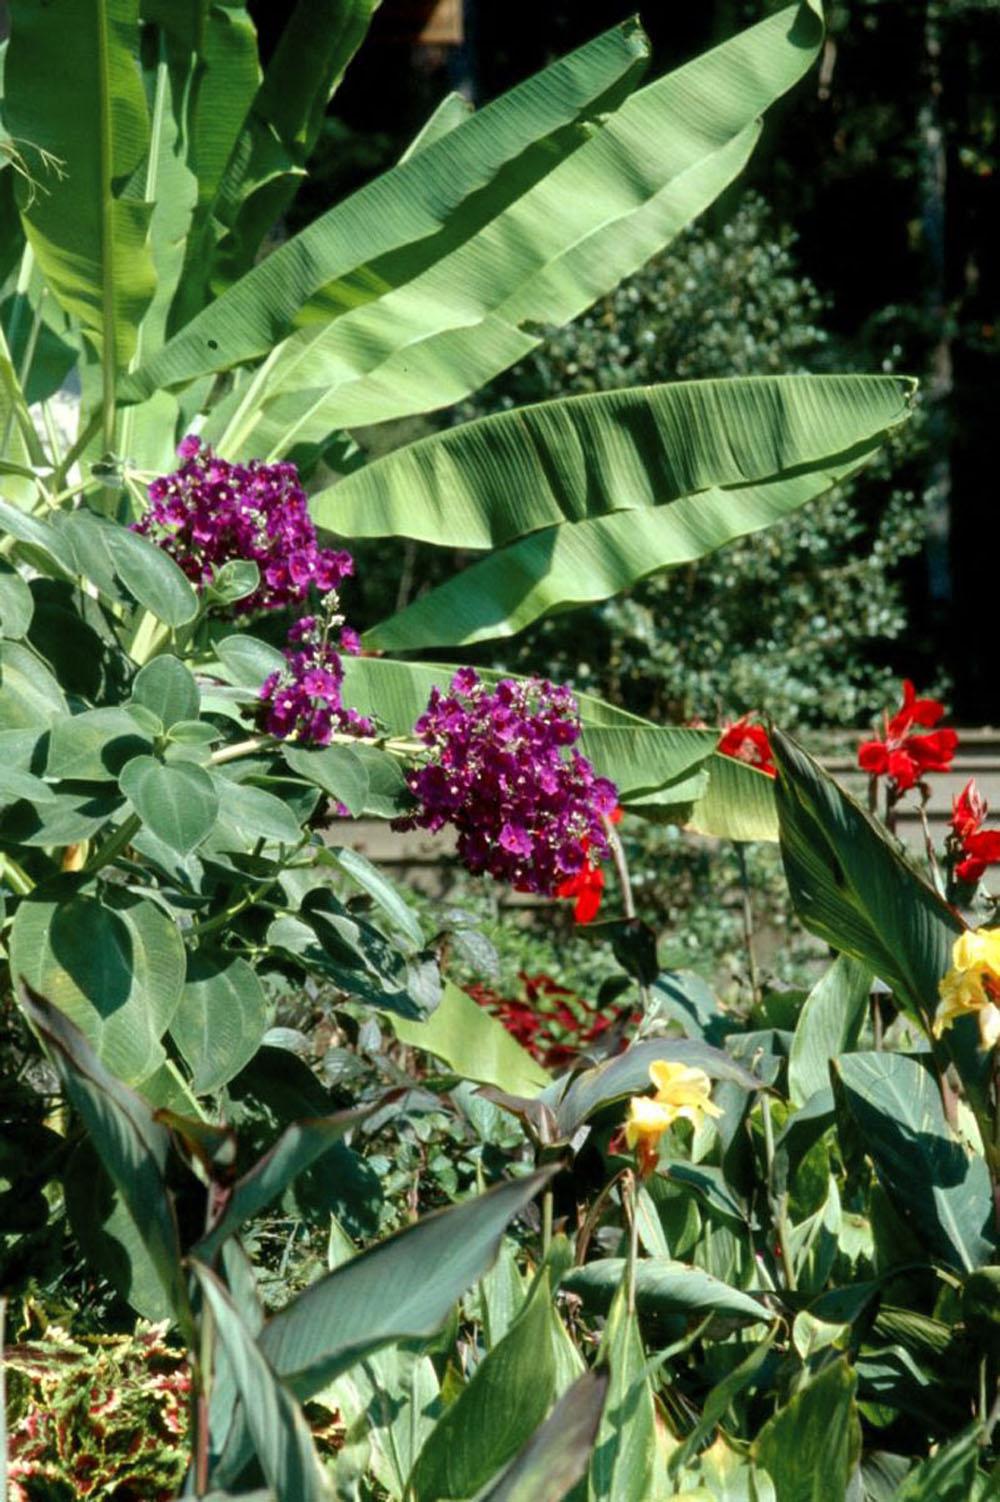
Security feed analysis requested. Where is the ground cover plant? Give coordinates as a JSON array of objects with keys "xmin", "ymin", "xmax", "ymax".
[{"xmin": 2, "ymin": 1, "xmax": 999, "ymax": 1497}]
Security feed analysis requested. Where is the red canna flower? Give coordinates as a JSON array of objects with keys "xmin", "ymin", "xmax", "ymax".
[
  {"xmin": 949, "ymin": 779, "xmax": 1000, "ymax": 885},
  {"xmin": 717, "ymin": 716, "xmax": 776, "ymax": 777},
  {"xmin": 952, "ymin": 779, "xmax": 988, "ymax": 841},
  {"xmin": 555, "ymin": 807, "xmax": 622, "ymax": 924},
  {"xmin": 857, "ymin": 680, "xmax": 957, "ymax": 796},
  {"xmin": 556, "ymin": 854, "xmax": 606, "ymax": 924}
]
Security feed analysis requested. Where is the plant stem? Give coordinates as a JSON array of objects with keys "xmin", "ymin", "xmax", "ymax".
[
  {"xmin": 735, "ymin": 843, "xmax": 761, "ymax": 1005},
  {"xmin": 94, "ymin": 0, "xmax": 118, "ymax": 476},
  {"xmin": 541, "ymin": 1187, "xmax": 554, "ymax": 1260},
  {"xmin": 83, "ymin": 813, "xmax": 141, "ymax": 876},
  {"xmin": 574, "ymin": 1167, "xmax": 627, "ymax": 1268},
  {"xmin": 210, "ymin": 736, "xmax": 273, "ymax": 767},
  {"xmin": 129, "ymin": 610, "xmax": 173, "ymax": 667},
  {"xmin": 603, "ymin": 813, "xmax": 652, "ymax": 1010},
  {"xmin": 604, "ymin": 814, "xmax": 636, "ymax": 919},
  {"xmin": 0, "ymin": 852, "xmax": 35, "ymax": 895},
  {"xmin": 622, "ymin": 1170, "xmax": 639, "ymax": 1316},
  {"xmin": 52, "ymin": 409, "xmax": 102, "ymax": 491},
  {"xmin": 194, "ymin": 1302, "xmax": 214, "ymax": 1496}
]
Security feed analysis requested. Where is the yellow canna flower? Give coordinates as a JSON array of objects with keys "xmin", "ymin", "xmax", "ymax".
[
  {"xmin": 934, "ymin": 927, "xmax": 1000, "ymax": 1050},
  {"xmin": 624, "ymin": 1060, "xmax": 723, "ymax": 1176},
  {"xmin": 648, "ymin": 1060, "xmax": 724, "ymax": 1127}
]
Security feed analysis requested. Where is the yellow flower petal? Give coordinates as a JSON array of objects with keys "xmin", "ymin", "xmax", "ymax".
[
  {"xmin": 952, "ymin": 927, "xmax": 1000, "ymax": 974},
  {"xmin": 648, "ymin": 1059, "xmax": 722, "ymax": 1121},
  {"xmin": 980, "ymin": 1004, "xmax": 1000, "ymax": 1051},
  {"xmin": 624, "ymin": 1094, "xmax": 676, "ymax": 1149}
]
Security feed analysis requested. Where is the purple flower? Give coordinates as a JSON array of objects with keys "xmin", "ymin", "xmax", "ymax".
[
  {"xmin": 134, "ymin": 438, "xmax": 353, "ymax": 614},
  {"xmin": 394, "ymin": 669, "xmax": 619, "ymax": 896},
  {"xmin": 257, "ymin": 619, "xmax": 374, "ymax": 747}
]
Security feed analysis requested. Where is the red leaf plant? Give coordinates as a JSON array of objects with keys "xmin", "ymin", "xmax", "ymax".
[{"xmin": 469, "ymin": 971, "xmax": 639, "ymax": 1069}]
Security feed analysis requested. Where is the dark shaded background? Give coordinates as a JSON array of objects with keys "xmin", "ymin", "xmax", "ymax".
[{"xmin": 253, "ymin": 0, "xmax": 1000, "ymax": 720}]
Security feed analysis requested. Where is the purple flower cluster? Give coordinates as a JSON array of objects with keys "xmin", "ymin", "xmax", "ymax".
[
  {"xmin": 257, "ymin": 617, "xmax": 374, "ymax": 746},
  {"xmin": 395, "ymin": 668, "xmax": 619, "ymax": 894},
  {"xmin": 135, "ymin": 435, "xmax": 352, "ymax": 613}
]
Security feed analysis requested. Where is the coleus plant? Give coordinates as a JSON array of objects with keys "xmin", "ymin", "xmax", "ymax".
[{"xmin": 4, "ymin": 2, "xmax": 996, "ymax": 1498}]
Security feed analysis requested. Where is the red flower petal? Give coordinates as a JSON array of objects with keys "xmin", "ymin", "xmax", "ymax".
[{"xmin": 857, "ymin": 739, "xmax": 890, "ymax": 775}]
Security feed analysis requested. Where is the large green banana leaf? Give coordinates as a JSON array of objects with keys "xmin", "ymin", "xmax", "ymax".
[
  {"xmin": 4, "ymin": 0, "xmax": 156, "ymax": 369},
  {"xmin": 119, "ymin": 22, "xmax": 649, "ymax": 400},
  {"xmin": 204, "ymin": 1, "xmax": 825, "ymax": 456},
  {"xmin": 210, "ymin": 0, "xmax": 381, "ymax": 282},
  {"xmin": 350, "ymin": 375, "xmax": 914, "ymax": 650},
  {"xmin": 318, "ymin": 373, "xmax": 907, "ymax": 550}
]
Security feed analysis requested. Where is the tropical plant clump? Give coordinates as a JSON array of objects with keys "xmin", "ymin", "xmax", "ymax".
[{"xmin": 2, "ymin": 2, "xmax": 1000, "ymax": 1499}]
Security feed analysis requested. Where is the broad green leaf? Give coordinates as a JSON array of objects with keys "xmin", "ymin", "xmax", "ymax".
[
  {"xmin": 0, "ymin": 560, "xmax": 32, "ymax": 637},
  {"xmin": 0, "ymin": 785, "xmax": 123, "ymax": 847},
  {"xmin": 205, "ymin": 558, "xmax": 261, "ymax": 608},
  {"xmin": 401, "ymin": 91, "xmax": 473, "ymax": 162},
  {"xmin": 0, "ymin": 765, "xmax": 55, "ymax": 808},
  {"xmin": 479, "ymin": 1240, "xmax": 529, "ymax": 1349},
  {"xmin": 321, "ymin": 374, "xmax": 913, "ymax": 550},
  {"xmin": 328, "ymin": 1343, "xmax": 442, "ymax": 1501},
  {"xmin": 553, "ymin": 1038, "xmax": 759, "ymax": 1139},
  {"xmin": 213, "ymin": 630, "xmax": 286, "ymax": 686},
  {"xmin": 213, "ymin": 775, "xmax": 305, "ymax": 848},
  {"xmin": 409, "ymin": 1275, "xmax": 556, "ymax": 1501},
  {"xmin": 770, "ymin": 1088, "xmax": 835, "ymax": 1202},
  {"xmin": 122, "ymin": 22, "xmax": 650, "ymax": 398},
  {"xmin": 338, "ymin": 656, "xmax": 647, "ymax": 738},
  {"xmin": 0, "ymin": 495, "xmax": 77, "ymax": 576},
  {"xmin": 668, "ymin": 1327, "xmax": 780, "ymax": 1478},
  {"xmin": 259, "ymin": 1168, "xmax": 557, "ymax": 1397},
  {"xmin": 120, "ymin": 754, "xmax": 220, "ymax": 853},
  {"xmin": 788, "ymin": 955, "xmax": 872, "ymax": 1107},
  {"xmin": 363, "ymin": 424, "xmax": 907, "ymax": 651},
  {"xmin": 753, "ymin": 1357, "xmax": 861, "ymax": 1502},
  {"xmin": 265, "ymin": 910, "xmax": 431, "ymax": 1023},
  {"xmin": 17, "ymin": 983, "xmax": 191, "ymax": 1331},
  {"xmin": 10, "ymin": 881, "xmax": 185, "ymax": 1083},
  {"xmin": 192, "ymin": 1264, "xmax": 331, "ymax": 1502},
  {"xmin": 0, "ymin": 638, "xmax": 67, "ymax": 730},
  {"xmin": 640, "ymin": 751, "xmax": 779, "ymax": 843},
  {"xmin": 64, "ymin": 1139, "xmax": 174, "ymax": 1321},
  {"xmin": 389, "ymin": 981, "xmax": 551, "ymax": 1097},
  {"xmin": 250, "ymin": 3, "xmax": 824, "ymax": 455},
  {"xmin": 151, "ymin": 0, "xmax": 260, "ymax": 328},
  {"xmin": 193, "ymin": 1107, "xmax": 369, "ymax": 1263},
  {"xmin": 46, "ymin": 706, "xmax": 153, "ymax": 781},
  {"xmin": 131, "ymin": 653, "xmax": 200, "ymax": 726},
  {"xmin": 478, "ymin": 1370, "xmax": 608, "ymax": 1502},
  {"xmin": 327, "ymin": 844, "xmax": 425, "ymax": 951},
  {"xmin": 210, "ymin": 0, "xmax": 379, "ymax": 283},
  {"xmin": 124, "ymin": 31, "xmax": 198, "ymax": 373},
  {"xmin": 170, "ymin": 950, "xmax": 270, "ymax": 1095},
  {"xmin": 563, "ymin": 1258, "xmax": 771, "ymax": 1324},
  {"xmin": 588, "ymin": 1282, "xmax": 655, "ymax": 1502},
  {"xmin": 834, "ymin": 1052, "xmax": 994, "ymax": 1273},
  {"xmin": 281, "ymin": 743, "xmax": 368, "ymax": 817},
  {"xmin": 101, "ymin": 523, "xmax": 199, "ymax": 626},
  {"xmin": 771, "ymin": 730, "xmax": 962, "ymax": 1030},
  {"xmin": 578, "ymin": 724, "xmax": 717, "ymax": 798},
  {"xmin": 5, "ymin": 0, "xmax": 156, "ymax": 367}
]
